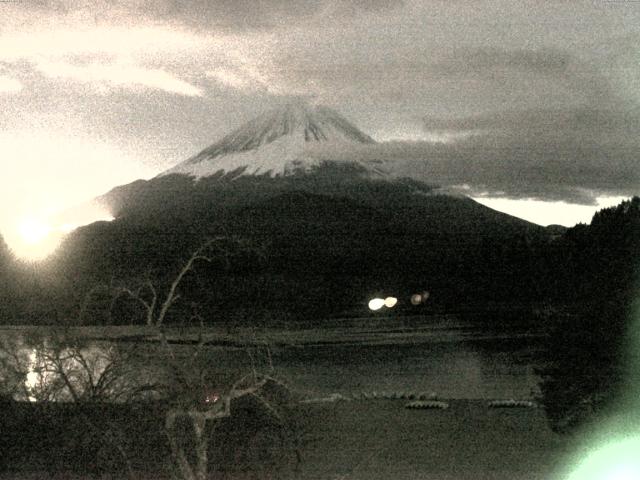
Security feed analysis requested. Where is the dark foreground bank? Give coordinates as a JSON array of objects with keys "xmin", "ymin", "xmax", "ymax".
[{"xmin": 0, "ymin": 397, "xmax": 571, "ymax": 480}]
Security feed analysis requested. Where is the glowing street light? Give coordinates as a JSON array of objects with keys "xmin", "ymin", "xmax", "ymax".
[
  {"xmin": 368, "ymin": 298, "xmax": 385, "ymax": 311},
  {"xmin": 384, "ymin": 297, "xmax": 398, "ymax": 308},
  {"xmin": 411, "ymin": 291, "xmax": 430, "ymax": 305}
]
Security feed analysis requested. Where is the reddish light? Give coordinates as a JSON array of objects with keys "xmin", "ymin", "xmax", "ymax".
[{"xmin": 205, "ymin": 392, "xmax": 220, "ymax": 404}]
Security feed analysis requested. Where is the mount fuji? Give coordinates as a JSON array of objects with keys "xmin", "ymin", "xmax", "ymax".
[
  {"xmin": 52, "ymin": 102, "xmax": 551, "ymax": 321},
  {"xmin": 160, "ymin": 102, "xmax": 383, "ymax": 179}
]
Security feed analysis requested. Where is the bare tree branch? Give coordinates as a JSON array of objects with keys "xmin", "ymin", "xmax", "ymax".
[{"xmin": 154, "ymin": 239, "xmax": 220, "ymax": 328}]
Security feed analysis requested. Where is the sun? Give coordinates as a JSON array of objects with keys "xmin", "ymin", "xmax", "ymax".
[
  {"xmin": 18, "ymin": 218, "xmax": 51, "ymax": 245},
  {"xmin": 4, "ymin": 209, "xmax": 116, "ymax": 261},
  {"xmin": 10, "ymin": 217, "xmax": 61, "ymax": 260}
]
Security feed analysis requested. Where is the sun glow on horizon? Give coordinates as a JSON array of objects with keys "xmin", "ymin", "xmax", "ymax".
[
  {"xmin": 0, "ymin": 130, "xmax": 153, "ymax": 259},
  {"xmin": 4, "ymin": 210, "xmax": 115, "ymax": 261},
  {"xmin": 18, "ymin": 218, "xmax": 51, "ymax": 245},
  {"xmin": 6, "ymin": 216, "xmax": 60, "ymax": 260},
  {"xmin": 472, "ymin": 195, "xmax": 631, "ymax": 227}
]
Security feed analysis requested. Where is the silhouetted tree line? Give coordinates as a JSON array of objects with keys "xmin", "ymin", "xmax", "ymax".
[
  {"xmin": 537, "ymin": 197, "xmax": 640, "ymax": 432},
  {"xmin": 0, "ymin": 236, "xmax": 11, "ymax": 318}
]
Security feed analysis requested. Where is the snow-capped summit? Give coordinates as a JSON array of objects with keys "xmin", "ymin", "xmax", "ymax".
[{"xmin": 161, "ymin": 102, "xmax": 383, "ymax": 178}]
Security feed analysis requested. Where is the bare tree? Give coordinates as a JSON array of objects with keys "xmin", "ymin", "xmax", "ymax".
[
  {"xmin": 0, "ymin": 331, "xmax": 148, "ymax": 479},
  {"xmin": 112, "ymin": 236, "xmax": 250, "ymax": 327},
  {"xmin": 110, "ymin": 237, "xmax": 299, "ymax": 480},
  {"xmin": 0, "ymin": 237, "xmax": 299, "ymax": 479}
]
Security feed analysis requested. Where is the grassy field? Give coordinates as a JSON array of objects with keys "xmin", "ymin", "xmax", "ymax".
[
  {"xmin": 0, "ymin": 399, "xmax": 571, "ymax": 480},
  {"xmin": 295, "ymin": 399, "xmax": 570, "ymax": 480}
]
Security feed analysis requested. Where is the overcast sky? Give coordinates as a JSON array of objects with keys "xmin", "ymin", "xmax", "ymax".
[{"xmin": 1, "ymin": 0, "xmax": 639, "ymax": 238}]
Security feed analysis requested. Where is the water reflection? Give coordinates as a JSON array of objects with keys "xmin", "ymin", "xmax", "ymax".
[
  {"xmin": 0, "ymin": 334, "xmax": 163, "ymax": 403},
  {"xmin": 0, "ymin": 322, "xmax": 544, "ymax": 404},
  {"xmin": 276, "ymin": 341, "xmax": 541, "ymax": 399}
]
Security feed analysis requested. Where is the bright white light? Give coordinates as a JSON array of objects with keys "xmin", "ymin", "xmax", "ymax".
[
  {"xmin": 6, "ymin": 209, "xmax": 115, "ymax": 260},
  {"xmin": 25, "ymin": 349, "xmax": 39, "ymax": 402},
  {"xmin": 566, "ymin": 436, "xmax": 640, "ymax": 480},
  {"xmin": 18, "ymin": 218, "xmax": 51, "ymax": 245},
  {"xmin": 60, "ymin": 223, "xmax": 79, "ymax": 233},
  {"xmin": 384, "ymin": 297, "xmax": 398, "ymax": 308},
  {"xmin": 368, "ymin": 298, "xmax": 385, "ymax": 311},
  {"xmin": 0, "ymin": 130, "xmax": 145, "ymax": 258},
  {"xmin": 25, "ymin": 370, "xmax": 39, "ymax": 390},
  {"xmin": 10, "ymin": 217, "xmax": 60, "ymax": 260},
  {"xmin": 606, "ymin": 466, "xmax": 640, "ymax": 480},
  {"xmin": 0, "ymin": 75, "xmax": 22, "ymax": 93}
]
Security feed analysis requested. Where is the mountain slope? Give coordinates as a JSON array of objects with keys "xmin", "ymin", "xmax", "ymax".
[
  {"xmin": 52, "ymin": 168, "xmax": 549, "ymax": 320},
  {"xmin": 161, "ymin": 102, "xmax": 381, "ymax": 178},
  {"xmin": 49, "ymin": 103, "xmax": 554, "ymax": 322}
]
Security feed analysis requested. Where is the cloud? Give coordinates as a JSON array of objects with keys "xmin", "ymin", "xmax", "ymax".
[
  {"xmin": 0, "ymin": 75, "xmax": 22, "ymax": 93},
  {"xmin": 428, "ymin": 48, "xmax": 573, "ymax": 77},
  {"xmin": 206, "ymin": 64, "xmax": 274, "ymax": 94},
  {"xmin": 0, "ymin": 25, "xmax": 203, "ymax": 61},
  {"xmin": 0, "ymin": 22, "xmax": 210, "ymax": 96},
  {"xmin": 0, "ymin": 4, "xmax": 627, "ymax": 111},
  {"xmin": 36, "ymin": 59, "xmax": 203, "ymax": 96},
  {"xmin": 205, "ymin": 61, "xmax": 312, "ymax": 97},
  {"xmin": 422, "ymin": 107, "xmax": 640, "ymax": 140},
  {"xmin": 307, "ymin": 106, "xmax": 640, "ymax": 204},
  {"xmin": 423, "ymin": 47, "xmax": 613, "ymax": 102},
  {"xmin": 0, "ymin": 0, "xmax": 637, "ymax": 210},
  {"xmin": 235, "ymin": 45, "xmax": 617, "ymax": 119},
  {"xmin": 6, "ymin": 0, "xmax": 405, "ymax": 33}
]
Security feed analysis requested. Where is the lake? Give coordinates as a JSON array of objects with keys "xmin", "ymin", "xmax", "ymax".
[{"xmin": 0, "ymin": 314, "xmax": 546, "ymax": 401}]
